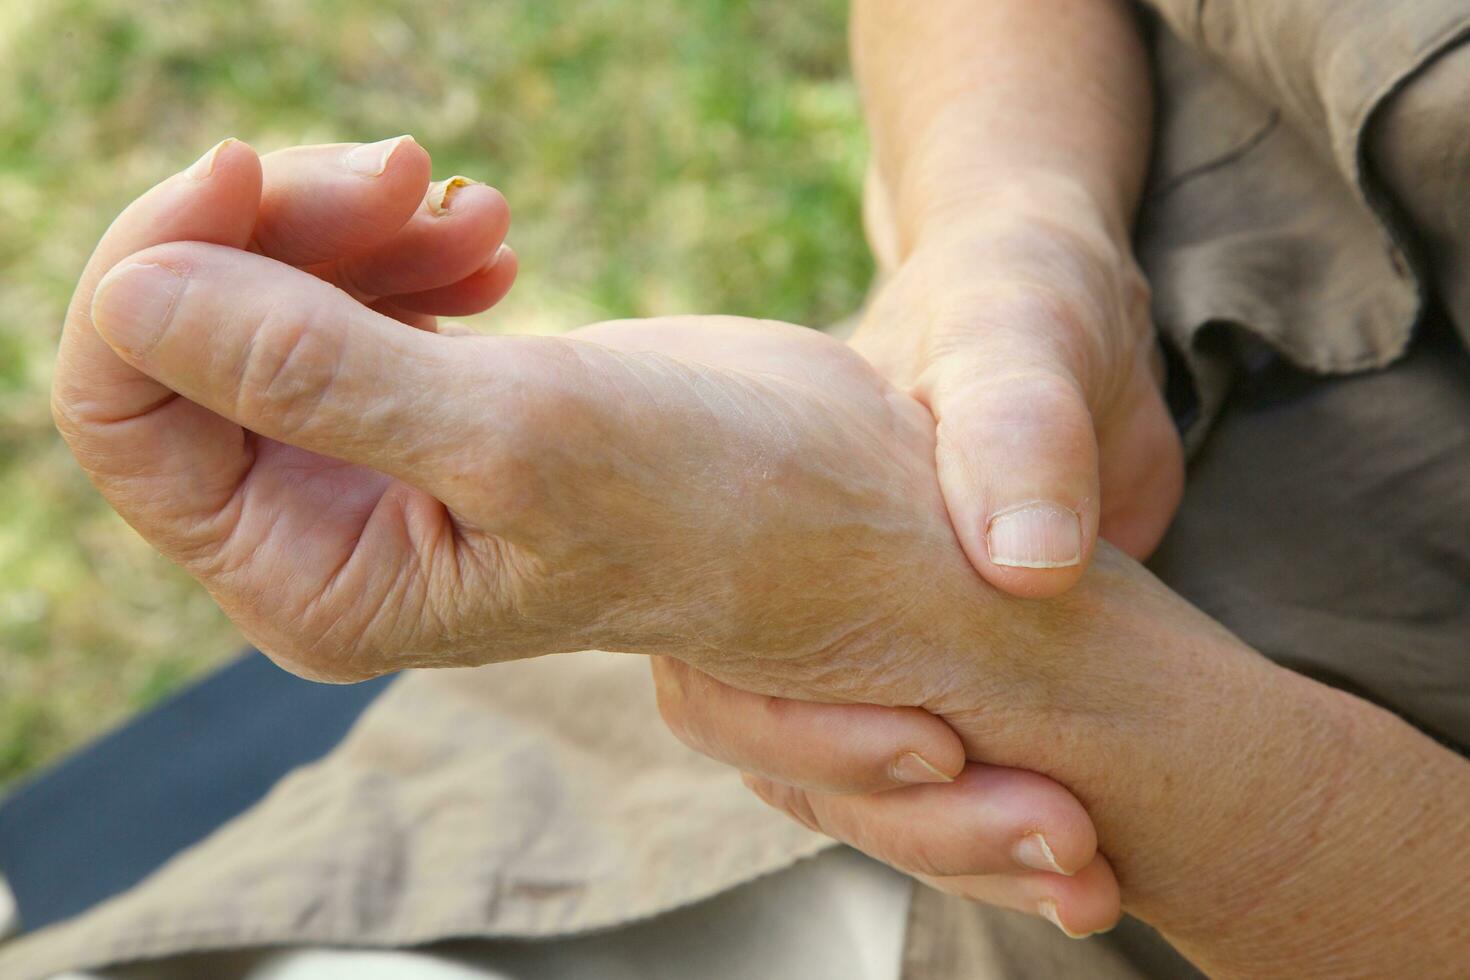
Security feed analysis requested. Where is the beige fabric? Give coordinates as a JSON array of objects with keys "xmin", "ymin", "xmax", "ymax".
[
  {"xmin": 1149, "ymin": 1, "xmax": 1470, "ymax": 185},
  {"xmin": 1133, "ymin": 1, "xmax": 1470, "ymax": 449},
  {"xmin": 80, "ymin": 847, "xmax": 913, "ymax": 980},
  {"xmin": 1137, "ymin": 26, "xmax": 1419, "ymax": 449},
  {"xmin": 5, "ymin": 5, "xmax": 1470, "ymax": 979},
  {"xmin": 0, "ymin": 654, "xmax": 831, "ymax": 979}
]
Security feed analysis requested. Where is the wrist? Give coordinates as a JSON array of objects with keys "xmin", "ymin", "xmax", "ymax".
[
  {"xmin": 941, "ymin": 561, "xmax": 1358, "ymax": 942},
  {"xmin": 990, "ymin": 565, "xmax": 1459, "ymax": 975},
  {"xmin": 909, "ymin": 171, "xmax": 1130, "ymax": 255},
  {"xmin": 1153, "ymin": 675, "xmax": 1470, "ymax": 976}
]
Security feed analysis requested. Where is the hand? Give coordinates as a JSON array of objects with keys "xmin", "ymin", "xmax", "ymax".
[
  {"xmin": 57, "ymin": 139, "xmax": 1277, "ymax": 953},
  {"xmin": 699, "ymin": 202, "xmax": 1185, "ymax": 929},
  {"xmin": 650, "ymin": 657, "xmax": 1119, "ymax": 937},
  {"xmin": 853, "ymin": 198, "xmax": 1184, "ymax": 598},
  {"xmin": 58, "ymin": 145, "xmax": 1075, "ymax": 696},
  {"xmin": 53, "ymin": 134, "xmax": 524, "ymax": 661},
  {"xmin": 56, "ymin": 139, "xmax": 1117, "ymax": 934}
]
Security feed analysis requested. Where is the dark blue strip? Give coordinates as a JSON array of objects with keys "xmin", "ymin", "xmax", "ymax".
[{"xmin": 0, "ymin": 651, "xmax": 393, "ymax": 933}]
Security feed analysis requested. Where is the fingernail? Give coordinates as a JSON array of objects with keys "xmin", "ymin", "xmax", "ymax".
[
  {"xmin": 428, "ymin": 176, "xmax": 479, "ymax": 215},
  {"xmin": 184, "ymin": 138, "xmax": 238, "ymax": 180},
  {"xmin": 91, "ymin": 262, "xmax": 187, "ymax": 357},
  {"xmin": 345, "ymin": 135, "xmax": 415, "ymax": 176},
  {"xmin": 1038, "ymin": 899, "xmax": 1092, "ymax": 939},
  {"xmin": 1034, "ymin": 899, "xmax": 1105, "ymax": 940},
  {"xmin": 891, "ymin": 752, "xmax": 954, "ymax": 785},
  {"xmin": 987, "ymin": 502, "xmax": 1082, "ymax": 569},
  {"xmin": 1014, "ymin": 833, "xmax": 1069, "ymax": 874}
]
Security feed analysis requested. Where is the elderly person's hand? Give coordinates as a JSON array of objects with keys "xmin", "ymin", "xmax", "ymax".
[
  {"xmin": 54, "ymin": 138, "xmax": 1114, "ymax": 929},
  {"xmin": 851, "ymin": 209, "xmax": 1182, "ymax": 594},
  {"xmin": 845, "ymin": 0, "xmax": 1184, "ymax": 602},
  {"xmin": 55, "ymin": 140, "xmax": 1470, "ymax": 975}
]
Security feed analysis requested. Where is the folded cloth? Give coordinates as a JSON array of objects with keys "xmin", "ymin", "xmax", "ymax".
[
  {"xmin": 76, "ymin": 847, "xmax": 915, "ymax": 980},
  {"xmin": 1135, "ymin": 0, "xmax": 1470, "ymax": 450},
  {"xmin": 0, "ymin": 652, "xmax": 831, "ymax": 979}
]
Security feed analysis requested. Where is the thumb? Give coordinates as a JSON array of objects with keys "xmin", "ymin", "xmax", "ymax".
[
  {"xmin": 924, "ymin": 353, "xmax": 1100, "ymax": 599},
  {"xmin": 87, "ymin": 240, "xmax": 502, "ymax": 508},
  {"xmin": 56, "ymin": 138, "xmax": 263, "ymax": 427}
]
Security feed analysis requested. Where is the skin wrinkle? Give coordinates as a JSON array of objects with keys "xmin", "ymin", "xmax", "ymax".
[
  {"xmin": 1154, "ymin": 685, "xmax": 1398, "ymax": 974},
  {"xmin": 309, "ymin": 491, "xmax": 391, "ymax": 628},
  {"xmin": 910, "ymin": 266, "xmax": 1125, "ymax": 411},
  {"xmin": 179, "ymin": 454, "xmax": 256, "ymax": 575},
  {"xmin": 52, "ymin": 379, "xmax": 181, "ymax": 428},
  {"xmin": 228, "ymin": 467, "xmax": 408, "ymax": 676},
  {"xmin": 65, "ymin": 408, "xmax": 242, "ymax": 536},
  {"xmin": 313, "ymin": 543, "xmax": 427, "ymax": 682},
  {"xmin": 235, "ymin": 302, "xmax": 342, "ymax": 444}
]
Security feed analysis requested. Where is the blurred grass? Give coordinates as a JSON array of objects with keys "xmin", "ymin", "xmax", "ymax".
[{"xmin": 0, "ymin": 0, "xmax": 871, "ymax": 789}]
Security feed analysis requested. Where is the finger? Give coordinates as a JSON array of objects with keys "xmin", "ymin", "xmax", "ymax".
[
  {"xmin": 742, "ymin": 763, "xmax": 1098, "ymax": 878},
  {"xmin": 326, "ymin": 178, "xmax": 512, "ymax": 299},
  {"xmin": 653, "ymin": 658, "xmax": 964, "ymax": 794},
  {"xmin": 252, "ymin": 137, "xmax": 432, "ymax": 266},
  {"xmin": 53, "ymin": 139, "xmax": 263, "ymax": 540},
  {"xmin": 435, "ymin": 322, "xmax": 480, "ymax": 337},
  {"xmin": 388, "ymin": 245, "xmax": 519, "ymax": 316},
  {"xmin": 916, "ymin": 853, "xmax": 1123, "ymax": 939},
  {"xmin": 369, "ymin": 297, "xmax": 438, "ymax": 332},
  {"xmin": 921, "ymin": 346, "xmax": 1100, "ymax": 600},
  {"xmin": 87, "ymin": 240, "xmax": 500, "ymax": 503},
  {"xmin": 1095, "ymin": 354, "xmax": 1184, "ymax": 560},
  {"xmin": 55, "ymin": 138, "xmax": 261, "ymax": 425}
]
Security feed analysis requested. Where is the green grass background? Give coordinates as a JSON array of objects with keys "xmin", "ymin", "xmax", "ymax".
[{"xmin": 0, "ymin": 0, "xmax": 871, "ymax": 790}]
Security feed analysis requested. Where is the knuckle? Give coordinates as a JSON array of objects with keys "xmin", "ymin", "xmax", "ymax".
[
  {"xmin": 936, "ymin": 365, "xmax": 1089, "ymax": 439},
  {"xmin": 499, "ymin": 354, "xmax": 590, "ymax": 449},
  {"xmin": 900, "ymin": 835, "xmax": 975, "ymax": 879},
  {"xmin": 236, "ymin": 304, "xmax": 342, "ymax": 435},
  {"xmin": 475, "ymin": 338, "xmax": 584, "ymax": 454}
]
